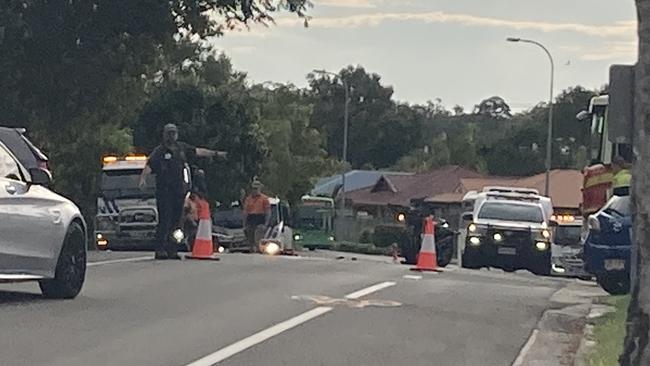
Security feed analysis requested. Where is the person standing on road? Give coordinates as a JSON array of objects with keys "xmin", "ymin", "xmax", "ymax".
[
  {"xmin": 140, "ymin": 124, "xmax": 226, "ymax": 260},
  {"xmin": 242, "ymin": 180, "xmax": 271, "ymax": 253}
]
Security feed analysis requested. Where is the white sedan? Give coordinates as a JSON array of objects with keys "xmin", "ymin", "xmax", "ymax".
[{"xmin": 0, "ymin": 141, "xmax": 87, "ymax": 299}]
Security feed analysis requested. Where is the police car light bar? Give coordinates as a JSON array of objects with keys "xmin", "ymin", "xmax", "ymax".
[
  {"xmin": 484, "ymin": 191, "xmax": 542, "ymax": 202},
  {"xmin": 483, "ymin": 186, "xmax": 540, "ymax": 195}
]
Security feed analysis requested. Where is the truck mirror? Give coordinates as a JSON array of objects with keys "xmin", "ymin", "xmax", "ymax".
[{"xmin": 461, "ymin": 212, "xmax": 473, "ymax": 221}]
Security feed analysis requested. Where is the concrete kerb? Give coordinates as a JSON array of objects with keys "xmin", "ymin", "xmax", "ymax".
[{"xmin": 512, "ymin": 280, "xmax": 609, "ymax": 366}]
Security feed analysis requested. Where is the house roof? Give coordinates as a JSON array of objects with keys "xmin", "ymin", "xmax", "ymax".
[
  {"xmin": 311, "ymin": 170, "xmax": 413, "ymax": 197},
  {"xmin": 346, "ymin": 166, "xmax": 482, "ymax": 208},
  {"xmin": 426, "ymin": 170, "xmax": 583, "ymax": 209}
]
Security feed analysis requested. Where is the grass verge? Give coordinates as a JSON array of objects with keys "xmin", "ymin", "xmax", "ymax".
[{"xmin": 588, "ymin": 295, "xmax": 630, "ymax": 366}]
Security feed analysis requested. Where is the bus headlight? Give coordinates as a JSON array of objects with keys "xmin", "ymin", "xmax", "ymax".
[
  {"xmin": 328, "ymin": 235, "xmax": 335, "ymax": 241},
  {"xmin": 294, "ymin": 234, "xmax": 302, "ymax": 241},
  {"xmin": 396, "ymin": 213, "xmax": 406, "ymax": 223}
]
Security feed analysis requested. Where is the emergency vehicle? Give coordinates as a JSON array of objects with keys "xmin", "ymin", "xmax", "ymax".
[
  {"xmin": 94, "ymin": 155, "xmax": 157, "ymax": 250},
  {"xmin": 550, "ymin": 213, "xmax": 589, "ymax": 278},
  {"xmin": 460, "ymin": 188, "xmax": 554, "ymax": 275}
]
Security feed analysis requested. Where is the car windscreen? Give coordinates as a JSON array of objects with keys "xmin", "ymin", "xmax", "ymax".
[
  {"xmin": 0, "ymin": 128, "xmax": 38, "ymax": 169},
  {"xmin": 213, "ymin": 207, "xmax": 244, "ymax": 229},
  {"xmin": 554, "ymin": 225, "xmax": 582, "ymax": 247},
  {"xmin": 101, "ymin": 169, "xmax": 154, "ymax": 199},
  {"xmin": 604, "ymin": 196, "xmax": 631, "ymax": 217},
  {"xmin": 478, "ymin": 202, "xmax": 544, "ymax": 223}
]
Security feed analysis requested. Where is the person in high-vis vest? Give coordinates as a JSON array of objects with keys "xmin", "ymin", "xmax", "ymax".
[
  {"xmin": 611, "ymin": 155, "xmax": 632, "ymax": 196},
  {"xmin": 242, "ymin": 180, "xmax": 271, "ymax": 253}
]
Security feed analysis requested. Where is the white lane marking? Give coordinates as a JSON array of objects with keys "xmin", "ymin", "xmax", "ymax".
[
  {"xmin": 185, "ymin": 281, "xmax": 398, "ymax": 365},
  {"xmin": 87, "ymin": 256, "xmax": 154, "ymax": 267},
  {"xmin": 185, "ymin": 307, "xmax": 333, "ymax": 366},
  {"xmin": 403, "ymin": 275, "xmax": 422, "ymax": 280},
  {"xmin": 345, "ymin": 281, "xmax": 396, "ymax": 300},
  {"xmin": 512, "ymin": 329, "xmax": 539, "ymax": 366}
]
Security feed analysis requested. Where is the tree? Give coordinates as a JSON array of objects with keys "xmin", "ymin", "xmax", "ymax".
[
  {"xmin": 622, "ymin": 1, "xmax": 650, "ymax": 364},
  {"xmin": 0, "ymin": 1, "xmax": 308, "ymax": 215},
  {"xmin": 392, "ymin": 135, "xmax": 451, "ymax": 172},
  {"xmin": 254, "ymin": 83, "xmax": 340, "ymax": 205},
  {"xmin": 309, "ymin": 66, "xmax": 423, "ymax": 169},
  {"xmin": 133, "ymin": 53, "xmax": 266, "ymax": 204},
  {"xmin": 473, "ymin": 96, "xmax": 513, "ymax": 119}
]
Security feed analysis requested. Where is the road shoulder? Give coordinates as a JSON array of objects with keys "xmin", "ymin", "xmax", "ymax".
[{"xmin": 513, "ymin": 280, "xmax": 608, "ymax": 366}]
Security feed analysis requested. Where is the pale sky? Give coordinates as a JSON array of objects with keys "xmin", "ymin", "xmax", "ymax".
[{"xmin": 211, "ymin": 0, "xmax": 638, "ymax": 111}]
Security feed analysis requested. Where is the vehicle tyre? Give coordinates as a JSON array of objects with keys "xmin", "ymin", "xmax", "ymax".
[
  {"xmin": 39, "ymin": 222, "xmax": 86, "ymax": 299},
  {"xmin": 436, "ymin": 236, "xmax": 454, "ymax": 268},
  {"xmin": 597, "ymin": 274, "xmax": 630, "ymax": 295},
  {"xmin": 461, "ymin": 250, "xmax": 481, "ymax": 269}
]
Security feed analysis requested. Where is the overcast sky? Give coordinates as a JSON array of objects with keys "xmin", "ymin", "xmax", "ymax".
[{"xmin": 211, "ymin": 0, "xmax": 637, "ymax": 111}]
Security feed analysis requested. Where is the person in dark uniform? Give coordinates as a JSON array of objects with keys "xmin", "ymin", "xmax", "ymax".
[{"xmin": 140, "ymin": 124, "xmax": 226, "ymax": 260}]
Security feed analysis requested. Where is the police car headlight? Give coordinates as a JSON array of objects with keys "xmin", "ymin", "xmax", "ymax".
[
  {"xmin": 172, "ymin": 229, "xmax": 185, "ymax": 243},
  {"xmin": 493, "ymin": 233, "xmax": 503, "ymax": 242},
  {"xmin": 264, "ymin": 242, "xmax": 281, "ymax": 255},
  {"xmin": 469, "ymin": 237, "xmax": 481, "ymax": 246},
  {"xmin": 468, "ymin": 224, "xmax": 477, "ymax": 233}
]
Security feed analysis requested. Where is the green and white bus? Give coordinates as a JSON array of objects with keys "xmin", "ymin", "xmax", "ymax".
[{"xmin": 293, "ymin": 195, "xmax": 336, "ymax": 251}]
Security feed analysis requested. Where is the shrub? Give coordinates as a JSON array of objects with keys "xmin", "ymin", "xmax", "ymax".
[{"xmin": 373, "ymin": 224, "xmax": 408, "ymax": 248}]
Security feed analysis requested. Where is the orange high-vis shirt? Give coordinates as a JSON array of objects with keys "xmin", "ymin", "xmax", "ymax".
[{"xmin": 244, "ymin": 193, "xmax": 271, "ymax": 215}]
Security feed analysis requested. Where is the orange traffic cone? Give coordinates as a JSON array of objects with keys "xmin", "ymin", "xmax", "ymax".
[
  {"xmin": 411, "ymin": 216, "xmax": 440, "ymax": 272},
  {"xmin": 186, "ymin": 197, "xmax": 220, "ymax": 261}
]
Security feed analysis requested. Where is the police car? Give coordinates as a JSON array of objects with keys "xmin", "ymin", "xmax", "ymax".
[{"xmin": 461, "ymin": 190, "xmax": 554, "ymax": 275}]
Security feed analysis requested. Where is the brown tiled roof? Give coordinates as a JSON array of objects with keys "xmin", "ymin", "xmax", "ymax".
[
  {"xmin": 346, "ymin": 166, "xmax": 482, "ymax": 207},
  {"xmin": 349, "ymin": 168, "xmax": 583, "ymax": 209},
  {"xmin": 453, "ymin": 170, "xmax": 582, "ymax": 209}
]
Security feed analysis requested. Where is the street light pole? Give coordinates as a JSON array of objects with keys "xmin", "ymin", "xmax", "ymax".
[
  {"xmin": 507, "ymin": 37, "xmax": 555, "ymax": 197},
  {"xmin": 313, "ymin": 69, "xmax": 350, "ymax": 207}
]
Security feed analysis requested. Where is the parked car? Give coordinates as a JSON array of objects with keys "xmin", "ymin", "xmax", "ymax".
[
  {"xmin": 0, "ymin": 126, "xmax": 49, "ymax": 173},
  {"xmin": 584, "ymin": 195, "xmax": 632, "ymax": 295},
  {"xmin": 0, "ymin": 140, "xmax": 86, "ymax": 299}
]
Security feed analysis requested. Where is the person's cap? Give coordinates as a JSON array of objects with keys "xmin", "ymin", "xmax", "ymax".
[
  {"xmin": 251, "ymin": 180, "xmax": 263, "ymax": 188},
  {"xmin": 164, "ymin": 124, "xmax": 178, "ymax": 133}
]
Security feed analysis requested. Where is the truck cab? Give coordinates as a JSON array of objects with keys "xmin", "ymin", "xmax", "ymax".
[
  {"xmin": 550, "ymin": 214, "xmax": 589, "ymax": 278},
  {"xmin": 94, "ymin": 154, "xmax": 192, "ymax": 250},
  {"xmin": 95, "ymin": 155, "xmax": 157, "ymax": 250}
]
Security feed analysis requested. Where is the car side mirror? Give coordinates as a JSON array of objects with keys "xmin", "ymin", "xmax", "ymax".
[
  {"xmin": 461, "ymin": 212, "xmax": 473, "ymax": 221},
  {"xmin": 29, "ymin": 167, "xmax": 52, "ymax": 186},
  {"xmin": 548, "ymin": 220, "xmax": 559, "ymax": 227}
]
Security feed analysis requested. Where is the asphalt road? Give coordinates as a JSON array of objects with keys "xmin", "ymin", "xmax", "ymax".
[{"xmin": 0, "ymin": 251, "xmax": 571, "ymax": 366}]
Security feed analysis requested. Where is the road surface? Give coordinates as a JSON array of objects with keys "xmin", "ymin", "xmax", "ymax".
[{"xmin": 0, "ymin": 251, "xmax": 571, "ymax": 366}]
